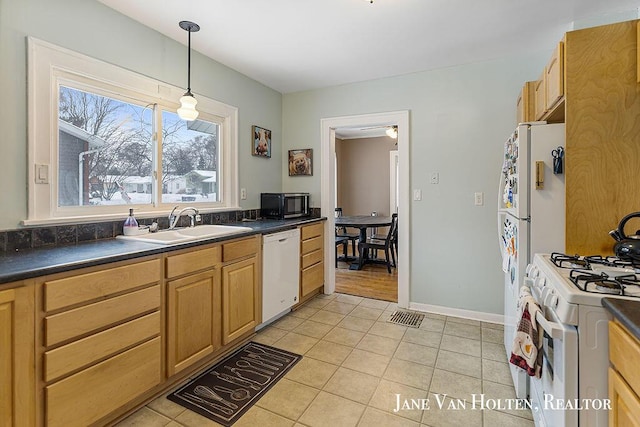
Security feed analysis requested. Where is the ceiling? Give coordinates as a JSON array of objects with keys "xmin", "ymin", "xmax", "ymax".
[{"xmin": 98, "ymin": 0, "xmax": 638, "ymax": 94}]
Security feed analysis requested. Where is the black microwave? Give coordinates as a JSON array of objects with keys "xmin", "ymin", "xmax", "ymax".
[{"xmin": 260, "ymin": 193, "xmax": 310, "ymax": 219}]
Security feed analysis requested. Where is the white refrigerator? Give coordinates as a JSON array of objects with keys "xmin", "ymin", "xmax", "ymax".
[{"xmin": 498, "ymin": 122, "xmax": 565, "ymax": 399}]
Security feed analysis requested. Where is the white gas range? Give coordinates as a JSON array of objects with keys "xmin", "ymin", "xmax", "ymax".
[{"xmin": 520, "ymin": 252, "xmax": 640, "ymax": 427}]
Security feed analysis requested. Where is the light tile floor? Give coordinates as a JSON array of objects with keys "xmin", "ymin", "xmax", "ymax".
[{"xmin": 116, "ymin": 293, "xmax": 534, "ymax": 427}]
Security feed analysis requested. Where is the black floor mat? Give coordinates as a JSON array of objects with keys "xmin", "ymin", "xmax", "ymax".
[{"xmin": 168, "ymin": 342, "xmax": 302, "ymax": 426}]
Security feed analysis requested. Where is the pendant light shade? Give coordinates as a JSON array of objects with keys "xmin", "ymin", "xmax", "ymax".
[
  {"xmin": 177, "ymin": 20, "xmax": 200, "ymax": 121},
  {"xmin": 178, "ymin": 91, "xmax": 199, "ymax": 121}
]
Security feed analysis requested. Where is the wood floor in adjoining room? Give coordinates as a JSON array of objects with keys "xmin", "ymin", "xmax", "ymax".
[{"xmin": 335, "ymin": 260, "xmax": 398, "ymax": 303}]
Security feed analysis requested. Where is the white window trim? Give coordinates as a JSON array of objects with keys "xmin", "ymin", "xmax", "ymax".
[{"xmin": 26, "ymin": 37, "xmax": 238, "ymax": 226}]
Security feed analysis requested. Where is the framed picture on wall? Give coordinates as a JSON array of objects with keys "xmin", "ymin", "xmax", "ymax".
[
  {"xmin": 252, "ymin": 125, "xmax": 271, "ymax": 158},
  {"xmin": 288, "ymin": 149, "xmax": 313, "ymax": 176}
]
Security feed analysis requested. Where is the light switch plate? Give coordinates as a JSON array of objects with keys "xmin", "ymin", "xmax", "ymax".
[
  {"xmin": 474, "ymin": 192, "xmax": 484, "ymax": 206},
  {"xmin": 35, "ymin": 164, "xmax": 49, "ymax": 184},
  {"xmin": 430, "ymin": 172, "xmax": 439, "ymax": 184}
]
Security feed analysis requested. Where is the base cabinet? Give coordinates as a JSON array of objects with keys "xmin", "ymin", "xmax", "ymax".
[
  {"xmin": 0, "ymin": 284, "xmax": 35, "ymax": 427},
  {"xmin": 167, "ymin": 269, "xmax": 221, "ymax": 376},
  {"xmin": 300, "ymin": 222, "xmax": 324, "ymax": 299},
  {"xmin": 39, "ymin": 257, "xmax": 162, "ymax": 427},
  {"xmin": 166, "ymin": 245, "xmax": 222, "ymax": 377},
  {"xmin": 222, "ymin": 257, "xmax": 258, "ymax": 344},
  {"xmin": 608, "ymin": 320, "xmax": 640, "ymax": 426}
]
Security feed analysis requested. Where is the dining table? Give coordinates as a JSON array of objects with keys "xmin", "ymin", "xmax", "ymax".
[{"xmin": 335, "ymin": 215, "xmax": 393, "ymax": 270}]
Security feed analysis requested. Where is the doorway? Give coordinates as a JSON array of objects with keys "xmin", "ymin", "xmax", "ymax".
[{"xmin": 320, "ymin": 111, "xmax": 410, "ymax": 308}]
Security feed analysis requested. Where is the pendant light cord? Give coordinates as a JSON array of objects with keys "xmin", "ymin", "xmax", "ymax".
[{"xmin": 187, "ymin": 28, "xmax": 192, "ymax": 93}]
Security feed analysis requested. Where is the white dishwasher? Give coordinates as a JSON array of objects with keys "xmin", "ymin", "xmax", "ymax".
[{"xmin": 261, "ymin": 228, "xmax": 300, "ymax": 324}]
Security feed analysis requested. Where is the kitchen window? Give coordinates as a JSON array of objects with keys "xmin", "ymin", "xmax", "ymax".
[{"xmin": 27, "ymin": 38, "xmax": 238, "ymax": 225}]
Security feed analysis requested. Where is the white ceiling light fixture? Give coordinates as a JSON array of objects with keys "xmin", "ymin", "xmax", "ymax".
[
  {"xmin": 386, "ymin": 126, "xmax": 398, "ymax": 139},
  {"xmin": 177, "ymin": 20, "xmax": 200, "ymax": 121}
]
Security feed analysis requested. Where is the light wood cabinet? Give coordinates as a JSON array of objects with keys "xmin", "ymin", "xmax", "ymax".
[
  {"xmin": 533, "ymin": 72, "xmax": 546, "ymax": 120},
  {"xmin": 516, "ymin": 81, "xmax": 536, "ymax": 124},
  {"xmin": 608, "ymin": 320, "xmax": 640, "ymax": 426},
  {"xmin": 545, "ymin": 40, "xmax": 564, "ymax": 112},
  {"xmin": 39, "ymin": 256, "xmax": 162, "ymax": 427},
  {"xmin": 221, "ymin": 236, "xmax": 260, "ymax": 345},
  {"xmin": 167, "ymin": 269, "xmax": 221, "ymax": 376},
  {"xmin": 300, "ymin": 222, "xmax": 324, "ymax": 299},
  {"xmin": 565, "ymin": 20, "xmax": 640, "ymax": 254},
  {"xmin": 0, "ymin": 283, "xmax": 35, "ymax": 427},
  {"xmin": 166, "ymin": 245, "xmax": 222, "ymax": 376},
  {"xmin": 531, "ymin": 40, "xmax": 565, "ymax": 123}
]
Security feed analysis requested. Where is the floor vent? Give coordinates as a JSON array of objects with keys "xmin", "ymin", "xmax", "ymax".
[{"xmin": 387, "ymin": 310, "xmax": 425, "ymax": 328}]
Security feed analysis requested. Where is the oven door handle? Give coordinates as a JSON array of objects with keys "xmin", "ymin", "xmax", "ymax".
[{"xmin": 535, "ymin": 311, "xmax": 564, "ymax": 340}]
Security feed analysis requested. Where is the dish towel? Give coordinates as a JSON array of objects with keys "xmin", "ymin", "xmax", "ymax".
[{"xmin": 509, "ymin": 286, "xmax": 543, "ymax": 378}]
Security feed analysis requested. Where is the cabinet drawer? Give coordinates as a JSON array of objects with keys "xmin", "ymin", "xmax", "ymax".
[
  {"xmin": 44, "ymin": 311, "xmax": 160, "ymax": 382},
  {"xmin": 45, "ymin": 285, "xmax": 160, "ymax": 347},
  {"xmin": 545, "ymin": 41, "xmax": 564, "ymax": 111},
  {"xmin": 301, "ymin": 222, "xmax": 323, "ymax": 240},
  {"xmin": 46, "ymin": 337, "xmax": 161, "ymax": 427},
  {"xmin": 302, "ymin": 249, "xmax": 323, "ymax": 269},
  {"xmin": 223, "ymin": 236, "xmax": 259, "ymax": 263},
  {"xmin": 301, "ymin": 261, "xmax": 324, "ymax": 297},
  {"xmin": 44, "ymin": 259, "xmax": 160, "ymax": 312},
  {"xmin": 609, "ymin": 321, "xmax": 640, "ymax": 398},
  {"xmin": 166, "ymin": 246, "xmax": 221, "ymax": 279},
  {"xmin": 301, "ymin": 236, "xmax": 323, "ymax": 255}
]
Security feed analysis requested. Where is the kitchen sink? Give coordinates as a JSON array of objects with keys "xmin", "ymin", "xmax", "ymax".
[{"xmin": 117, "ymin": 224, "xmax": 253, "ymax": 245}]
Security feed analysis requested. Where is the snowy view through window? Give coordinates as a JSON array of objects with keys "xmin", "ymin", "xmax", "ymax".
[{"xmin": 57, "ymin": 86, "xmax": 219, "ymax": 207}]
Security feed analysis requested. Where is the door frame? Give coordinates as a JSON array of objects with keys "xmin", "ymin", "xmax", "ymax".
[
  {"xmin": 320, "ymin": 110, "xmax": 410, "ymax": 308},
  {"xmin": 390, "ymin": 150, "xmax": 399, "ymax": 215}
]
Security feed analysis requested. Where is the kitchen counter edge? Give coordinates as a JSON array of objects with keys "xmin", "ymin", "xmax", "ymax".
[
  {"xmin": 0, "ymin": 217, "xmax": 326, "ymax": 286},
  {"xmin": 602, "ymin": 297, "xmax": 640, "ymax": 342}
]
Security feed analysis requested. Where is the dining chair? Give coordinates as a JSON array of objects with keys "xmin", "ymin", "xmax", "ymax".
[
  {"xmin": 335, "ymin": 235, "xmax": 350, "ymax": 267},
  {"xmin": 358, "ymin": 213, "xmax": 398, "ymax": 273},
  {"xmin": 335, "ymin": 207, "xmax": 358, "ymax": 257}
]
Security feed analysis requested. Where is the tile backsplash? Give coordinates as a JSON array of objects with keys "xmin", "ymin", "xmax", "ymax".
[{"xmin": 0, "ymin": 208, "xmax": 321, "ymax": 253}]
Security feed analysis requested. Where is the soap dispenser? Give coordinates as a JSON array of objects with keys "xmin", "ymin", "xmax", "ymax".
[{"xmin": 123, "ymin": 208, "xmax": 139, "ymax": 235}]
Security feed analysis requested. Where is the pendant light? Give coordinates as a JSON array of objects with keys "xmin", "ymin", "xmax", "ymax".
[{"xmin": 177, "ymin": 20, "xmax": 200, "ymax": 121}]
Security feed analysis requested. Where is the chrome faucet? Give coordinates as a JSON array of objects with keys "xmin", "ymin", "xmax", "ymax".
[{"xmin": 168, "ymin": 206, "xmax": 200, "ymax": 229}]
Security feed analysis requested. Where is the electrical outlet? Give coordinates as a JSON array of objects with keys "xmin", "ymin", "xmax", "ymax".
[
  {"xmin": 474, "ymin": 192, "xmax": 484, "ymax": 206},
  {"xmin": 240, "ymin": 188, "xmax": 247, "ymax": 200},
  {"xmin": 430, "ymin": 172, "xmax": 439, "ymax": 184},
  {"xmin": 413, "ymin": 189, "xmax": 422, "ymax": 201}
]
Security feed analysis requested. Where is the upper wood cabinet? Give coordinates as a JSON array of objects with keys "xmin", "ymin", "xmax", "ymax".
[
  {"xmin": 545, "ymin": 40, "xmax": 565, "ymax": 112},
  {"xmin": 0, "ymin": 283, "xmax": 35, "ymax": 427},
  {"xmin": 534, "ymin": 72, "xmax": 546, "ymax": 120},
  {"xmin": 516, "ymin": 81, "xmax": 536, "ymax": 124},
  {"xmin": 531, "ymin": 40, "xmax": 565, "ymax": 123}
]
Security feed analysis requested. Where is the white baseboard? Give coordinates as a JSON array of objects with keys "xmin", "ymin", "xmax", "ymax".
[{"xmin": 408, "ymin": 302, "xmax": 504, "ymax": 325}]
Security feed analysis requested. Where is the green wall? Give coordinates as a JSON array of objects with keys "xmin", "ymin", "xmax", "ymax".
[
  {"xmin": 282, "ymin": 53, "xmax": 550, "ymax": 314},
  {"xmin": 0, "ymin": 0, "xmax": 282, "ymax": 230}
]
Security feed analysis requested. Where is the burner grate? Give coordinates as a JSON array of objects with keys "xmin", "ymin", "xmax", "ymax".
[{"xmin": 387, "ymin": 310, "xmax": 425, "ymax": 328}]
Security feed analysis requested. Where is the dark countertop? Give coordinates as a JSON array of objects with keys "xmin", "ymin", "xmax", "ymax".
[
  {"xmin": 0, "ymin": 217, "xmax": 325, "ymax": 286},
  {"xmin": 602, "ymin": 298, "xmax": 640, "ymax": 341}
]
